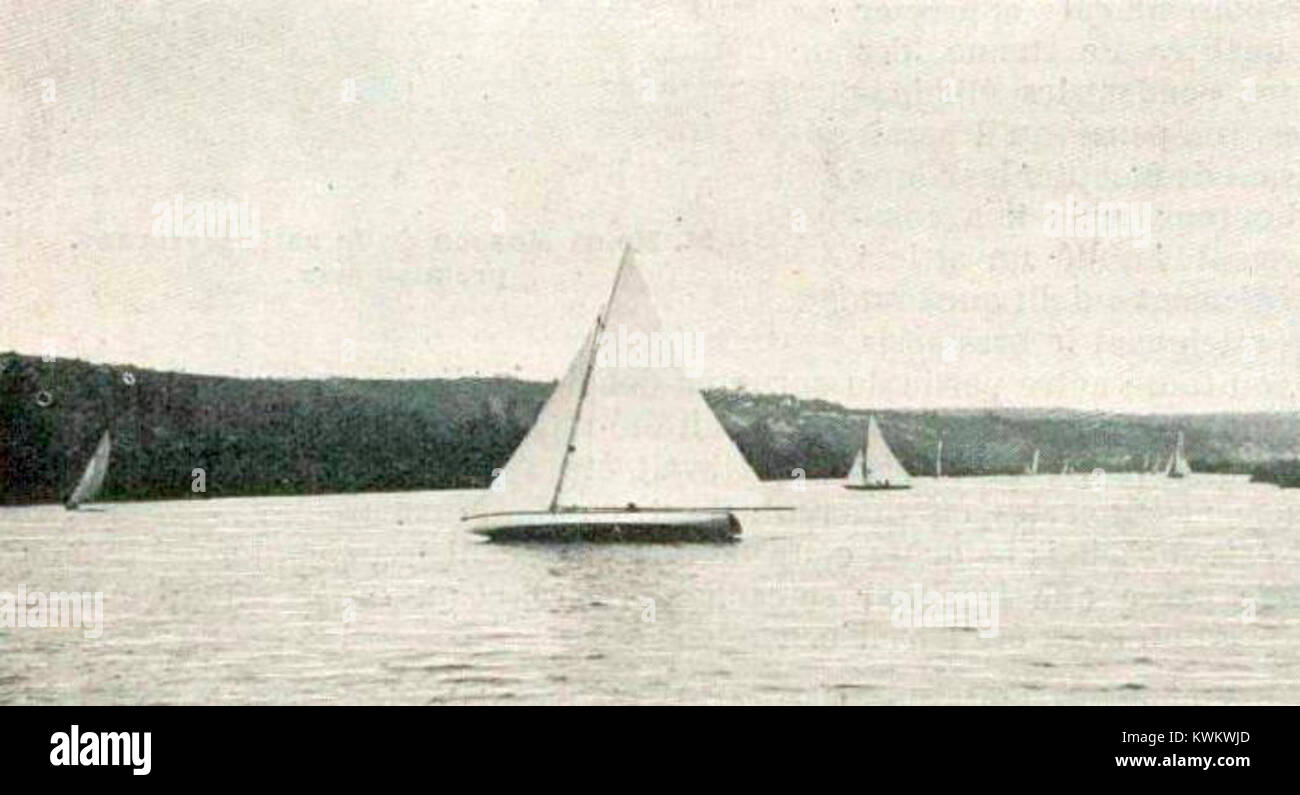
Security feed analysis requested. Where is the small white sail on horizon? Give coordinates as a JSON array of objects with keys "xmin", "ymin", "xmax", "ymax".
[
  {"xmin": 462, "ymin": 245, "xmax": 781, "ymax": 540},
  {"xmin": 1025, "ymin": 448, "xmax": 1039, "ymax": 475},
  {"xmin": 1166, "ymin": 431, "xmax": 1192, "ymax": 478},
  {"xmin": 844, "ymin": 416, "xmax": 911, "ymax": 490},
  {"xmin": 66, "ymin": 430, "xmax": 111, "ymax": 510},
  {"xmin": 934, "ymin": 439, "xmax": 943, "ymax": 478}
]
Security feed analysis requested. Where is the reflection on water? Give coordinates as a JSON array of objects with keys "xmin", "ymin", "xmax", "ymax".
[{"xmin": 1, "ymin": 475, "xmax": 1296, "ymax": 704}]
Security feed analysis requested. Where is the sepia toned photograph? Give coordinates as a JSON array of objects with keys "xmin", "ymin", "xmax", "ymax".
[{"xmin": 1, "ymin": 0, "xmax": 1296, "ymax": 744}]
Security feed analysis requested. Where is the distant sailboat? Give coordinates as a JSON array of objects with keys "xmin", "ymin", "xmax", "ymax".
[
  {"xmin": 1061, "ymin": 460, "xmax": 1072, "ymax": 475},
  {"xmin": 1025, "ymin": 448, "xmax": 1040, "ymax": 475},
  {"xmin": 461, "ymin": 245, "xmax": 787, "ymax": 541},
  {"xmin": 934, "ymin": 439, "xmax": 943, "ymax": 478},
  {"xmin": 65, "ymin": 430, "xmax": 111, "ymax": 510},
  {"xmin": 1148, "ymin": 451, "xmax": 1163, "ymax": 474},
  {"xmin": 1166, "ymin": 431, "xmax": 1192, "ymax": 479},
  {"xmin": 844, "ymin": 416, "xmax": 912, "ymax": 490}
]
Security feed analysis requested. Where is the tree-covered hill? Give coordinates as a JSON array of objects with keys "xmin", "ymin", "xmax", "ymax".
[{"xmin": 2, "ymin": 352, "xmax": 1297, "ymax": 505}]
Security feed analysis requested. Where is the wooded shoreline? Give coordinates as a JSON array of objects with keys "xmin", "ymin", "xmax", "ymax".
[{"xmin": 3, "ymin": 352, "xmax": 1297, "ymax": 504}]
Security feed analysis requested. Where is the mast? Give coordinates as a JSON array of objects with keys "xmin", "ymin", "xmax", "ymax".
[
  {"xmin": 935, "ymin": 439, "xmax": 943, "ymax": 478},
  {"xmin": 1031, "ymin": 448, "xmax": 1039, "ymax": 475},
  {"xmin": 547, "ymin": 244, "xmax": 632, "ymax": 512},
  {"xmin": 860, "ymin": 420, "xmax": 871, "ymax": 480}
]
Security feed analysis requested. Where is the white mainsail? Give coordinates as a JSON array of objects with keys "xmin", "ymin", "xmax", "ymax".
[
  {"xmin": 66, "ymin": 430, "xmax": 111, "ymax": 509},
  {"xmin": 935, "ymin": 439, "xmax": 943, "ymax": 478},
  {"xmin": 1167, "ymin": 431, "xmax": 1191, "ymax": 478},
  {"xmin": 846, "ymin": 416, "xmax": 911, "ymax": 488},
  {"xmin": 465, "ymin": 246, "xmax": 769, "ymax": 520}
]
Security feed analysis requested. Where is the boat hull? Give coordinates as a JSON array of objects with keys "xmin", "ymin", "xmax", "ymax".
[
  {"xmin": 466, "ymin": 511, "xmax": 741, "ymax": 543},
  {"xmin": 843, "ymin": 484, "xmax": 911, "ymax": 491}
]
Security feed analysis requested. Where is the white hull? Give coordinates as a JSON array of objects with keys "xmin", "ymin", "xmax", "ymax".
[{"xmin": 466, "ymin": 510, "xmax": 740, "ymax": 542}]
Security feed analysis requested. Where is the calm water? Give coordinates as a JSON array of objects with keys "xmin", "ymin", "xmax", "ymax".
[{"xmin": 2, "ymin": 474, "xmax": 1297, "ymax": 705}]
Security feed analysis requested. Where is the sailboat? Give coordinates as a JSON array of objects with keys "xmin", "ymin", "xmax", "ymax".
[
  {"xmin": 1166, "ymin": 431, "xmax": 1192, "ymax": 479},
  {"xmin": 1148, "ymin": 450, "xmax": 1163, "ymax": 474},
  {"xmin": 1061, "ymin": 460, "xmax": 1072, "ymax": 475},
  {"xmin": 461, "ymin": 245, "xmax": 788, "ymax": 542},
  {"xmin": 844, "ymin": 416, "xmax": 912, "ymax": 490},
  {"xmin": 1024, "ymin": 448, "xmax": 1039, "ymax": 475},
  {"xmin": 934, "ymin": 439, "xmax": 943, "ymax": 478},
  {"xmin": 65, "ymin": 430, "xmax": 111, "ymax": 510}
]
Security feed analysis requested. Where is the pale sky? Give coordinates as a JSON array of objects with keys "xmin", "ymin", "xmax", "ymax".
[{"xmin": 2, "ymin": 1, "xmax": 1297, "ymax": 412}]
